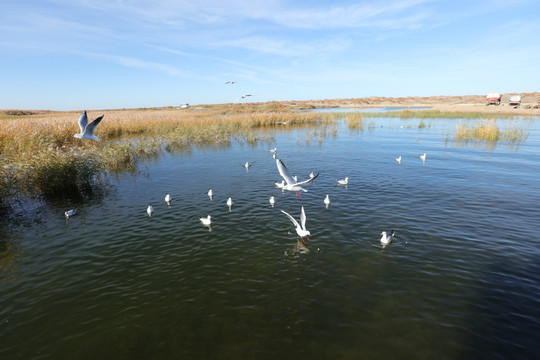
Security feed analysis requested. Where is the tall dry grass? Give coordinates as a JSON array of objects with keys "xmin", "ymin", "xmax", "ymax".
[
  {"xmin": 454, "ymin": 119, "xmax": 529, "ymax": 143},
  {"xmin": 0, "ymin": 107, "xmax": 324, "ymax": 200}
]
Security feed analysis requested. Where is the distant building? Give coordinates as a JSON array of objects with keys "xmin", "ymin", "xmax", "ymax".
[{"xmin": 179, "ymin": 103, "xmax": 190, "ymax": 109}]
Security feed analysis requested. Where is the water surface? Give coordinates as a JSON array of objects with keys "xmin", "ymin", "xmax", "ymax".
[{"xmin": 1, "ymin": 116, "xmax": 539, "ymax": 359}]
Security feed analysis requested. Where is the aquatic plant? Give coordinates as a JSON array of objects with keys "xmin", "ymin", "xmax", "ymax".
[
  {"xmin": 454, "ymin": 120, "xmax": 529, "ymax": 144},
  {"xmin": 0, "ymin": 106, "xmax": 327, "ymax": 202}
]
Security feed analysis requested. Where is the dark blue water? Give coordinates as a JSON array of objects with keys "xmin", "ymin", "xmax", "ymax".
[{"xmin": 1, "ymin": 116, "xmax": 539, "ymax": 359}]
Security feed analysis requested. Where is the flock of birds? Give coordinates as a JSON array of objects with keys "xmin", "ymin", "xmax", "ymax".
[{"xmin": 65, "ymin": 109, "xmax": 431, "ymax": 249}]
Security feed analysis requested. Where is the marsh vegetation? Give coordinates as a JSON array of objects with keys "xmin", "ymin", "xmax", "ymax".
[{"xmin": 0, "ymin": 105, "xmax": 533, "ymax": 208}]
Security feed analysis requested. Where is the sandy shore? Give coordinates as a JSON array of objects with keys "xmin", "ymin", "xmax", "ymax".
[{"xmin": 295, "ymin": 92, "xmax": 540, "ymax": 116}]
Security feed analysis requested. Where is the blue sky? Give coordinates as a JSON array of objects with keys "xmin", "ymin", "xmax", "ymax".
[{"xmin": 1, "ymin": 0, "xmax": 539, "ymax": 110}]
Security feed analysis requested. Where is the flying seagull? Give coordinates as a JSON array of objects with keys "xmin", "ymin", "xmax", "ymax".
[
  {"xmin": 281, "ymin": 206, "xmax": 311, "ymax": 243},
  {"xmin": 74, "ymin": 110, "xmax": 104, "ymax": 141},
  {"xmin": 225, "ymin": 81, "xmax": 236, "ymax": 84},
  {"xmin": 275, "ymin": 157, "xmax": 319, "ymax": 198},
  {"xmin": 236, "ymin": 94, "xmax": 254, "ymax": 101}
]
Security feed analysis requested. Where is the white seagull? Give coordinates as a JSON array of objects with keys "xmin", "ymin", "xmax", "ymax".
[
  {"xmin": 200, "ymin": 215, "xmax": 212, "ymax": 226},
  {"xmin": 337, "ymin": 177, "xmax": 349, "ymax": 185},
  {"xmin": 269, "ymin": 195, "xmax": 276, "ymax": 207},
  {"xmin": 274, "ymin": 180, "xmax": 285, "ymax": 189},
  {"xmin": 208, "ymin": 189, "xmax": 213, "ymax": 200},
  {"xmin": 243, "ymin": 161, "xmax": 255, "ymax": 171},
  {"xmin": 227, "ymin": 197, "xmax": 233, "ymax": 211},
  {"xmin": 395, "ymin": 156, "xmax": 402, "ymax": 164},
  {"xmin": 324, "ymin": 195, "xmax": 330, "ymax": 209},
  {"xmin": 165, "ymin": 193, "xmax": 172, "ymax": 204},
  {"xmin": 74, "ymin": 111, "xmax": 104, "ymax": 141},
  {"xmin": 380, "ymin": 230, "xmax": 395, "ymax": 248},
  {"xmin": 419, "ymin": 153, "xmax": 427, "ymax": 162},
  {"xmin": 270, "ymin": 148, "xmax": 277, "ymax": 153},
  {"xmin": 275, "ymin": 157, "xmax": 319, "ymax": 198},
  {"xmin": 281, "ymin": 206, "xmax": 311, "ymax": 243},
  {"xmin": 309, "ymin": 171, "xmax": 315, "ymax": 179},
  {"xmin": 65, "ymin": 209, "xmax": 76, "ymax": 218},
  {"xmin": 147, "ymin": 204, "xmax": 154, "ymax": 217}
]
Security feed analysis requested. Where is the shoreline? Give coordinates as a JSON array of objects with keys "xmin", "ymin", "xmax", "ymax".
[{"xmin": 3, "ymin": 93, "xmax": 540, "ymax": 117}]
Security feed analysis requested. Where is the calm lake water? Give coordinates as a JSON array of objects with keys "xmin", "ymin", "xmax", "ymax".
[{"xmin": 1, "ymin": 114, "xmax": 540, "ymax": 359}]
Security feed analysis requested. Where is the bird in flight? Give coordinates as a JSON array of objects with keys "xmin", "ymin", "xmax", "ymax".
[{"xmin": 74, "ymin": 111, "xmax": 104, "ymax": 141}]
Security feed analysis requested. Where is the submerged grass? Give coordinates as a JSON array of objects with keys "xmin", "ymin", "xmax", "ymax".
[{"xmin": 0, "ymin": 106, "xmax": 325, "ymax": 202}]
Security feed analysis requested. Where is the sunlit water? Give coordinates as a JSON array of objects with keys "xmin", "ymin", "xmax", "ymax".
[{"xmin": 1, "ymin": 115, "xmax": 540, "ymax": 359}]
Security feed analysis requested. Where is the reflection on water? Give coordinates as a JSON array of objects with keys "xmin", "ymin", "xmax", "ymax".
[{"xmin": 1, "ymin": 116, "xmax": 540, "ymax": 359}]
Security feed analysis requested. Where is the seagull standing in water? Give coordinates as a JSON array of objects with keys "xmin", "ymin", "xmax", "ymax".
[
  {"xmin": 200, "ymin": 215, "xmax": 212, "ymax": 226},
  {"xmin": 74, "ymin": 111, "xmax": 104, "ymax": 141},
  {"xmin": 380, "ymin": 230, "xmax": 395, "ymax": 248},
  {"xmin": 281, "ymin": 206, "xmax": 311, "ymax": 243},
  {"xmin": 275, "ymin": 157, "xmax": 319, "ymax": 198},
  {"xmin": 269, "ymin": 195, "xmax": 276, "ymax": 207},
  {"xmin": 227, "ymin": 197, "xmax": 233, "ymax": 211},
  {"xmin": 147, "ymin": 204, "xmax": 154, "ymax": 217},
  {"xmin": 165, "ymin": 193, "xmax": 172, "ymax": 205},
  {"xmin": 324, "ymin": 195, "xmax": 330, "ymax": 209},
  {"xmin": 208, "ymin": 189, "xmax": 213, "ymax": 200},
  {"xmin": 337, "ymin": 177, "xmax": 349, "ymax": 185},
  {"xmin": 419, "ymin": 153, "xmax": 427, "ymax": 162}
]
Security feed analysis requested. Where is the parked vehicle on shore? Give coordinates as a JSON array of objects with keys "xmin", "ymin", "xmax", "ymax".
[
  {"xmin": 508, "ymin": 95, "xmax": 522, "ymax": 106},
  {"xmin": 486, "ymin": 92, "xmax": 501, "ymax": 105}
]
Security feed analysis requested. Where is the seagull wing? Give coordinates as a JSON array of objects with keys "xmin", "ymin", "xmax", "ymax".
[
  {"xmin": 78, "ymin": 111, "xmax": 88, "ymax": 134},
  {"xmin": 83, "ymin": 115, "xmax": 104, "ymax": 136},
  {"xmin": 276, "ymin": 158, "xmax": 296, "ymax": 185},
  {"xmin": 281, "ymin": 209, "xmax": 300, "ymax": 229},
  {"xmin": 300, "ymin": 206, "xmax": 307, "ymax": 231},
  {"xmin": 295, "ymin": 172, "xmax": 319, "ymax": 186}
]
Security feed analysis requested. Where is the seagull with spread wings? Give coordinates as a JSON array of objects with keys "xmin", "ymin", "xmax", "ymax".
[{"xmin": 74, "ymin": 111, "xmax": 104, "ymax": 141}]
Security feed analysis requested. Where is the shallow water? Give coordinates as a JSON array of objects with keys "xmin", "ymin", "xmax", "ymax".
[{"xmin": 1, "ymin": 116, "xmax": 540, "ymax": 359}]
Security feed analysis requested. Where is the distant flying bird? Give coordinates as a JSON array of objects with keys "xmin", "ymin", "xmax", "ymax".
[
  {"xmin": 395, "ymin": 156, "xmax": 402, "ymax": 164},
  {"xmin": 74, "ymin": 111, "xmax": 104, "ymax": 141},
  {"xmin": 225, "ymin": 81, "xmax": 236, "ymax": 84},
  {"xmin": 237, "ymin": 94, "xmax": 254, "ymax": 100},
  {"xmin": 270, "ymin": 148, "xmax": 277, "ymax": 153},
  {"xmin": 419, "ymin": 153, "xmax": 427, "ymax": 162}
]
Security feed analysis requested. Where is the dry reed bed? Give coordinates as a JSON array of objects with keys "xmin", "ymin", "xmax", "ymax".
[{"xmin": 0, "ymin": 108, "xmax": 327, "ymax": 200}]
